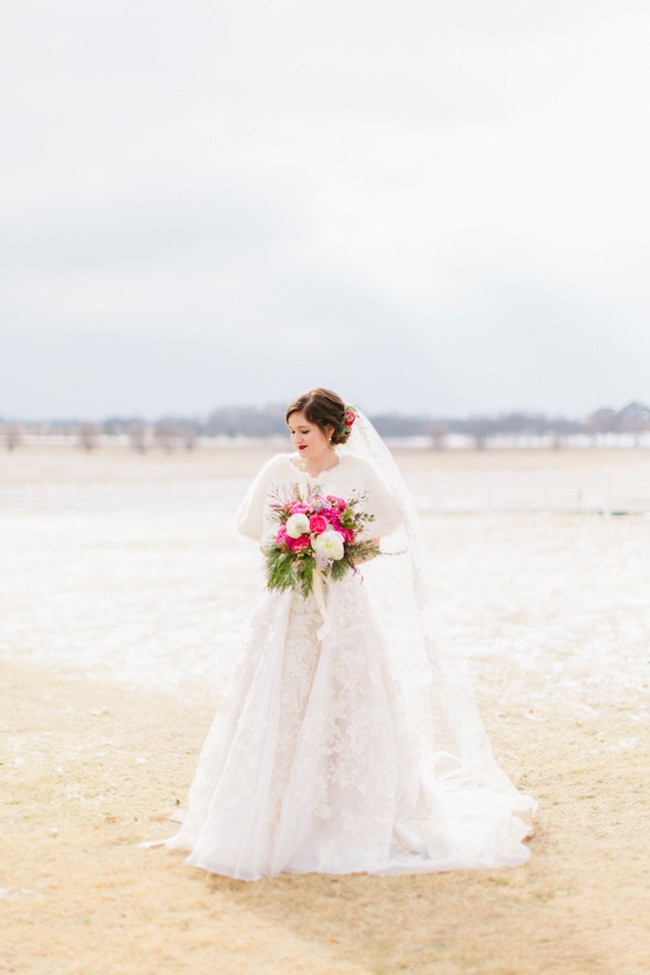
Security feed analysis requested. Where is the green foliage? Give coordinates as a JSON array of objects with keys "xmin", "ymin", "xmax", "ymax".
[
  {"xmin": 265, "ymin": 548, "xmax": 295, "ymax": 590},
  {"xmin": 329, "ymin": 558, "xmax": 349, "ymax": 584},
  {"xmin": 265, "ymin": 546, "xmax": 318, "ymax": 598},
  {"xmin": 265, "ymin": 539, "xmax": 381, "ymax": 597},
  {"xmin": 295, "ymin": 553, "xmax": 316, "ymax": 598}
]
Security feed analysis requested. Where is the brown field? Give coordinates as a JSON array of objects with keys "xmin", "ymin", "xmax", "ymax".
[{"xmin": 2, "ymin": 445, "xmax": 649, "ymax": 974}]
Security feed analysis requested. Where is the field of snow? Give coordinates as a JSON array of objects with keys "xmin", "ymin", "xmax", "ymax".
[
  {"xmin": 2, "ymin": 444, "xmax": 649, "ymax": 975},
  {"xmin": 1, "ymin": 444, "xmax": 649, "ymax": 712}
]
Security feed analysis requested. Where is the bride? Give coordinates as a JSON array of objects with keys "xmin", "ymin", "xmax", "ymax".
[{"xmin": 161, "ymin": 387, "xmax": 536, "ymax": 879}]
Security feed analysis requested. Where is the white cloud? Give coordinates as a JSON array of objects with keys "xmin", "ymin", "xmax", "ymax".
[{"xmin": 1, "ymin": 0, "xmax": 649, "ymax": 417}]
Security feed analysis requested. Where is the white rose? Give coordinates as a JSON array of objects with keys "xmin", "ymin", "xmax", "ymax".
[
  {"xmin": 311, "ymin": 530, "xmax": 345, "ymax": 561},
  {"xmin": 286, "ymin": 513, "xmax": 310, "ymax": 538}
]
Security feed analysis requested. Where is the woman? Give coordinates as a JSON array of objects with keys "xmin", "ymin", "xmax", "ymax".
[{"xmin": 162, "ymin": 388, "xmax": 535, "ymax": 879}]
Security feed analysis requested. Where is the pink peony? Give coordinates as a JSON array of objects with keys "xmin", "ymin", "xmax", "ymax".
[
  {"xmin": 326, "ymin": 495, "xmax": 347, "ymax": 510},
  {"xmin": 309, "ymin": 514, "xmax": 328, "ymax": 534},
  {"xmin": 289, "ymin": 501, "xmax": 309, "ymax": 515},
  {"xmin": 286, "ymin": 533, "xmax": 311, "ymax": 552}
]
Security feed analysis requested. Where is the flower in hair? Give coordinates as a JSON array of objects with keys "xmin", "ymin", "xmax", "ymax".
[{"xmin": 342, "ymin": 405, "xmax": 357, "ymax": 432}]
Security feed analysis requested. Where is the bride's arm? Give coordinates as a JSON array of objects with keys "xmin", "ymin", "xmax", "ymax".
[
  {"xmin": 341, "ymin": 459, "xmax": 402, "ymax": 564},
  {"xmin": 359, "ymin": 461, "xmax": 403, "ymax": 540},
  {"xmin": 234, "ymin": 454, "xmax": 286, "ymax": 541}
]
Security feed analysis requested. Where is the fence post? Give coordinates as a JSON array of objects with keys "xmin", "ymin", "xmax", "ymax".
[
  {"xmin": 542, "ymin": 467, "xmax": 551, "ymax": 511},
  {"xmin": 485, "ymin": 469, "xmax": 495, "ymax": 510},
  {"xmin": 602, "ymin": 469, "xmax": 612, "ymax": 517}
]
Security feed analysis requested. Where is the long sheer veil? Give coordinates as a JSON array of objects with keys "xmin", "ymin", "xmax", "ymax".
[
  {"xmin": 142, "ymin": 407, "xmax": 535, "ymax": 867},
  {"xmin": 341, "ymin": 410, "xmax": 530, "ymax": 799}
]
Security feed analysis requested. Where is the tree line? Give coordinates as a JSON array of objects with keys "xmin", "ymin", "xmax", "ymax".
[{"xmin": 1, "ymin": 401, "xmax": 649, "ymax": 451}]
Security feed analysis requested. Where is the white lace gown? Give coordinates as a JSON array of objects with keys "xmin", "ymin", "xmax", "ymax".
[{"xmin": 164, "ymin": 453, "xmax": 535, "ymax": 879}]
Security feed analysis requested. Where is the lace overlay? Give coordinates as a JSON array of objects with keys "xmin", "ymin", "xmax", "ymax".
[{"xmin": 165, "ymin": 452, "xmax": 536, "ymax": 879}]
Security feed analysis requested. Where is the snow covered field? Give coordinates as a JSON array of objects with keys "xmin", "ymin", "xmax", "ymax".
[
  {"xmin": 2, "ymin": 445, "xmax": 649, "ymax": 975},
  {"xmin": 2, "ymin": 445, "xmax": 649, "ymax": 712}
]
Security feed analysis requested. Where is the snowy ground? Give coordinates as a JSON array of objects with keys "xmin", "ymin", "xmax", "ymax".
[
  {"xmin": 2, "ymin": 446, "xmax": 649, "ymax": 712},
  {"xmin": 2, "ymin": 445, "xmax": 649, "ymax": 975}
]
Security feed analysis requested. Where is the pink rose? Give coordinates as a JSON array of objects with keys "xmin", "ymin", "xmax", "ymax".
[
  {"xmin": 344, "ymin": 410, "xmax": 356, "ymax": 427},
  {"xmin": 326, "ymin": 495, "xmax": 347, "ymax": 510},
  {"xmin": 309, "ymin": 514, "xmax": 328, "ymax": 534}
]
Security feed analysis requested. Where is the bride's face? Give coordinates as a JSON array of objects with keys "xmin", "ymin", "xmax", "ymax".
[{"xmin": 287, "ymin": 411, "xmax": 333, "ymax": 460}]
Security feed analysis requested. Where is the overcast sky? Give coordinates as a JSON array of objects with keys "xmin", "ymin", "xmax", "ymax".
[{"xmin": 2, "ymin": 0, "xmax": 649, "ymax": 420}]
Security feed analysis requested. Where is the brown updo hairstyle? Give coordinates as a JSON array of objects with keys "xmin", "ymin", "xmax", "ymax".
[{"xmin": 285, "ymin": 387, "xmax": 351, "ymax": 445}]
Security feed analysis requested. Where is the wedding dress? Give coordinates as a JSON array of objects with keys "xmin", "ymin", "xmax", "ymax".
[{"xmin": 162, "ymin": 432, "xmax": 536, "ymax": 880}]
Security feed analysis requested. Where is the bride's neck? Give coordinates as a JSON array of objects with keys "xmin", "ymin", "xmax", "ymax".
[{"xmin": 302, "ymin": 448, "xmax": 339, "ymax": 476}]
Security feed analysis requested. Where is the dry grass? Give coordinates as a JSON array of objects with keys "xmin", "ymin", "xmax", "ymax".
[
  {"xmin": 3, "ymin": 442, "xmax": 650, "ymax": 486},
  {"xmin": 2, "ymin": 444, "xmax": 649, "ymax": 974},
  {"xmin": 2, "ymin": 659, "xmax": 648, "ymax": 975}
]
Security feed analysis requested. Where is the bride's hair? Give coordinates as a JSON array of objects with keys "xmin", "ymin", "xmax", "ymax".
[{"xmin": 285, "ymin": 387, "xmax": 351, "ymax": 445}]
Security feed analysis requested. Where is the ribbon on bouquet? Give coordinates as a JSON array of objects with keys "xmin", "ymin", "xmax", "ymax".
[{"xmin": 312, "ymin": 568, "xmax": 333, "ymax": 641}]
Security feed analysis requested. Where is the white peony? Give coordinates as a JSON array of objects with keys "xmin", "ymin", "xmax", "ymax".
[
  {"xmin": 311, "ymin": 529, "xmax": 345, "ymax": 561},
  {"xmin": 286, "ymin": 513, "xmax": 310, "ymax": 538}
]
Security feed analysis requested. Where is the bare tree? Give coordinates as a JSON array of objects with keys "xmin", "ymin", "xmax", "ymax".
[
  {"xmin": 428, "ymin": 420, "xmax": 448, "ymax": 450},
  {"xmin": 616, "ymin": 402, "xmax": 650, "ymax": 446},
  {"xmin": 464, "ymin": 417, "xmax": 499, "ymax": 450},
  {"xmin": 78, "ymin": 423, "xmax": 99, "ymax": 451},
  {"xmin": 128, "ymin": 420, "xmax": 148, "ymax": 453},
  {"xmin": 154, "ymin": 420, "xmax": 179, "ymax": 452},
  {"xmin": 183, "ymin": 428, "xmax": 198, "ymax": 450},
  {"xmin": 586, "ymin": 408, "xmax": 616, "ymax": 443},
  {"xmin": 1, "ymin": 424, "xmax": 22, "ymax": 451}
]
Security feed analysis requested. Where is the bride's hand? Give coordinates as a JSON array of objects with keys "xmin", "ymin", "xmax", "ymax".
[{"xmin": 352, "ymin": 538, "xmax": 380, "ymax": 565}]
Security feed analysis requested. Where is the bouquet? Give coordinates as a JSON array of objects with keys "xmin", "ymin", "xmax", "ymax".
[{"xmin": 264, "ymin": 486, "xmax": 381, "ymax": 598}]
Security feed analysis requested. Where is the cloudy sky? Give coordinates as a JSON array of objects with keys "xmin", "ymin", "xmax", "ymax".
[{"xmin": 2, "ymin": 0, "xmax": 649, "ymax": 420}]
